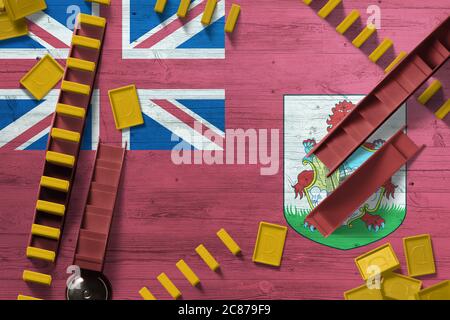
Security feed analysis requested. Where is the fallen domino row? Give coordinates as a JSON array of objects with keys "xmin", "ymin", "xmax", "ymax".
[
  {"xmin": 139, "ymin": 222, "xmax": 288, "ymax": 300},
  {"xmin": 154, "ymin": 0, "xmax": 241, "ymax": 33},
  {"xmin": 346, "ymin": 234, "xmax": 450, "ymax": 300}
]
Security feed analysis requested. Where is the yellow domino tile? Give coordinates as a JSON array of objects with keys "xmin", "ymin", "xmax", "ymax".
[
  {"xmin": 154, "ymin": 0, "xmax": 167, "ymax": 13},
  {"xmin": 78, "ymin": 13, "xmax": 106, "ymax": 28},
  {"xmin": 382, "ymin": 273, "xmax": 422, "ymax": 300},
  {"xmin": 26, "ymin": 246, "xmax": 55, "ymax": 262},
  {"xmin": 177, "ymin": 0, "xmax": 191, "ymax": 18},
  {"xmin": 46, "ymin": 151, "xmax": 75, "ymax": 168},
  {"xmin": 61, "ymin": 80, "xmax": 91, "ymax": 96},
  {"xmin": 252, "ymin": 222, "xmax": 287, "ymax": 267},
  {"xmin": 195, "ymin": 244, "xmax": 220, "ymax": 271},
  {"xmin": 20, "ymin": 55, "xmax": 64, "ymax": 100},
  {"xmin": 369, "ymin": 38, "xmax": 393, "ymax": 62},
  {"xmin": 385, "ymin": 51, "xmax": 407, "ymax": 73},
  {"xmin": 336, "ymin": 10, "xmax": 360, "ymax": 34},
  {"xmin": 303, "ymin": 0, "xmax": 312, "ymax": 5},
  {"xmin": 176, "ymin": 259, "xmax": 200, "ymax": 287},
  {"xmin": 317, "ymin": 0, "xmax": 341, "ymax": 19},
  {"xmin": 157, "ymin": 273, "xmax": 182, "ymax": 299},
  {"xmin": 51, "ymin": 128, "xmax": 80, "ymax": 143},
  {"xmin": 352, "ymin": 24, "xmax": 376, "ymax": 48},
  {"xmin": 40, "ymin": 176, "xmax": 69, "ymax": 192},
  {"xmin": 56, "ymin": 103, "xmax": 86, "ymax": 119},
  {"xmin": 72, "ymin": 35, "xmax": 101, "ymax": 50},
  {"xmin": 139, "ymin": 287, "xmax": 156, "ymax": 300},
  {"xmin": 416, "ymin": 280, "xmax": 450, "ymax": 300},
  {"xmin": 22, "ymin": 270, "xmax": 52, "ymax": 286},
  {"xmin": 403, "ymin": 234, "xmax": 436, "ymax": 277},
  {"xmin": 344, "ymin": 284, "xmax": 384, "ymax": 300},
  {"xmin": 0, "ymin": 0, "xmax": 4, "ymax": 11},
  {"xmin": 108, "ymin": 85, "xmax": 144, "ymax": 130},
  {"xmin": 225, "ymin": 4, "xmax": 240, "ymax": 33},
  {"xmin": 17, "ymin": 294, "xmax": 42, "ymax": 300},
  {"xmin": 217, "ymin": 228, "xmax": 241, "ymax": 255},
  {"xmin": 31, "ymin": 223, "xmax": 61, "ymax": 240},
  {"xmin": 355, "ymin": 243, "xmax": 400, "ymax": 280},
  {"xmin": 0, "ymin": 12, "xmax": 28, "ymax": 41},
  {"xmin": 36, "ymin": 200, "xmax": 66, "ymax": 216},
  {"xmin": 85, "ymin": 0, "xmax": 111, "ymax": 5},
  {"xmin": 67, "ymin": 57, "xmax": 96, "ymax": 72},
  {"xmin": 201, "ymin": 0, "xmax": 217, "ymax": 25},
  {"xmin": 418, "ymin": 80, "xmax": 442, "ymax": 105},
  {"xmin": 4, "ymin": 0, "xmax": 47, "ymax": 21},
  {"xmin": 435, "ymin": 99, "xmax": 450, "ymax": 120}
]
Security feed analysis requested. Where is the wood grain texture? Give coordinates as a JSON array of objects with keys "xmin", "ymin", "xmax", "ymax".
[{"xmin": 0, "ymin": 0, "xmax": 449, "ymax": 300}]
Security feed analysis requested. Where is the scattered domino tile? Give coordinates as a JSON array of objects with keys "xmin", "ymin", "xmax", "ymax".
[
  {"xmin": 139, "ymin": 287, "xmax": 156, "ymax": 300},
  {"xmin": 381, "ymin": 273, "xmax": 422, "ymax": 300},
  {"xmin": 201, "ymin": 0, "xmax": 217, "ymax": 25},
  {"xmin": 176, "ymin": 259, "xmax": 200, "ymax": 287},
  {"xmin": 416, "ymin": 280, "xmax": 450, "ymax": 300},
  {"xmin": 4, "ymin": 0, "xmax": 47, "ymax": 21},
  {"xmin": 154, "ymin": 0, "xmax": 167, "ymax": 13},
  {"xmin": 344, "ymin": 284, "xmax": 383, "ymax": 300},
  {"xmin": 385, "ymin": 51, "xmax": 407, "ymax": 73},
  {"xmin": 17, "ymin": 294, "xmax": 42, "ymax": 300},
  {"xmin": 195, "ymin": 244, "xmax": 220, "ymax": 271},
  {"xmin": 22, "ymin": 270, "xmax": 52, "ymax": 286},
  {"xmin": 108, "ymin": 84, "xmax": 144, "ymax": 130},
  {"xmin": 20, "ymin": 55, "xmax": 64, "ymax": 100},
  {"xmin": 0, "ymin": 11, "xmax": 28, "ymax": 41},
  {"xmin": 177, "ymin": 0, "xmax": 191, "ymax": 18},
  {"xmin": 403, "ymin": 234, "xmax": 436, "ymax": 277},
  {"xmin": 157, "ymin": 273, "xmax": 182, "ymax": 299},
  {"xmin": 352, "ymin": 24, "xmax": 376, "ymax": 48},
  {"xmin": 336, "ymin": 9, "xmax": 360, "ymax": 34},
  {"xmin": 225, "ymin": 4, "xmax": 240, "ymax": 33},
  {"xmin": 354, "ymin": 243, "xmax": 400, "ymax": 280},
  {"xmin": 418, "ymin": 80, "xmax": 442, "ymax": 105},
  {"xmin": 217, "ymin": 228, "xmax": 241, "ymax": 255},
  {"xmin": 252, "ymin": 222, "xmax": 287, "ymax": 267}
]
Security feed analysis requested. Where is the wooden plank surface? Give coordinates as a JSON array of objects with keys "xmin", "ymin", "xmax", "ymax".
[{"xmin": 0, "ymin": 0, "xmax": 449, "ymax": 300}]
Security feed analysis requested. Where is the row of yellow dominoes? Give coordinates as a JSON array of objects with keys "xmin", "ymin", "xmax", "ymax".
[
  {"xmin": 417, "ymin": 80, "xmax": 450, "ymax": 120},
  {"xmin": 17, "ymin": 270, "xmax": 52, "ymax": 300},
  {"xmin": 303, "ymin": 1, "xmax": 405, "ymax": 73},
  {"xmin": 139, "ymin": 228, "xmax": 241, "ymax": 300},
  {"xmin": 154, "ymin": 0, "xmax": 240, "ymax": 33}
]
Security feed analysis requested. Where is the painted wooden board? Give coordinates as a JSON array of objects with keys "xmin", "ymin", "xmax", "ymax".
[{"xmin": 0, "ymin": 0, "xmax": 449, "ymax": 300}]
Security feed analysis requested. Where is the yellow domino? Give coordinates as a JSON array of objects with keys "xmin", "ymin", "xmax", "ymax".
[
  {"xmin": 176, "ymin": 259, "xmax": 200, "ymax": 287},
  {"xmin": 72, "ymin": 35, "xmax": 101, "ymax": 50},
  {"xmin": 23, "ymin": 270, "xmax": 52, "ymax": 286},
  {"xmin": 85, "ymin": 0, "xmax": 111, "ymax": 5},
  {"xmin": 201, "ymin": 0, "xmax": 217, "ymax": 25},
  {"xmin": 31, "ymin": 223, "xmax": 61, "ymax": 240},
  {"xmin": 318, "ymin": 0, "xmax": 341, "ymax": 19},
  {"xmin": 344, "ymin": 284, "xmax": 384, "ymax": 300},
  {"xmin": 61, "ymin": 80, "xmax": 91, "ymax": 96},
  {"xmin": 336, "ymin": 10, "xmax": 360, "ymax": 34},
  {"xmin": 418, "ymin": 80, "xmax": 442, "ymax": 105},
  {"xmin": 139, "ymin": 287, "xmax": 156, "ymax": 300},
  {"xmin": 51, "ymin": 128, "xmax": 80, "ymax": 143},
  {"xmin": 0, "ymin": 11, "xmax": 28, "ymax": 41},
  {"xmin": 352, "ymin": 24, "xmax": 376, "ymax": 48},
  {"xmin": 26, "ymin": 246, "xmax": 55, "ymax": 262},
  {"xmin": 177, "ymin": 0, "xmax": 191, "ymax": 18},
  {"xmin": 403, "ymin": 234, "xmax": 436, "ymax": 277},
  {"xmin": 196, "ymin": 244, "xmax": 220, "ymax": 271},
  {"xmin": 67, "ymin": 57, "xmax": 96, "ymax": 72},
  {"xmin": 36, "ymin": 200, "xmax": 66, "ymax": 216},
  {"xmin": 108, "ymin": 85, "xmax": 144, "ymax": 129},
  {"xmin": 382, "ymin": 273, "xmax": 422, "ymax": 300},
  {"xmin": 56, "ymin": 103, "xmax": 86, "ymax": 119},
  {"xmin": 4, "ymin": 0, "xmax": 47, "ymax": 21},
  {"xmin": 435, "ymin": 99, "xmax": 450, "ymax": 120},
  {"xmin": 416, "ymin": 280, "xmax": 450, "ymax": 300},
  {"xmin": 40, "ymin": 176, "xmax": 70, "ymax": 192},
  {"xmin": 78, "ymin": 13, "xmax": 106, "ymax": 28},
  {"xmin": 385, "ymin": 51, "xmax": 408, "ymax": 73},
  {"xmin": 157, "ymin": 273, "xmax": 182, "ymax": 299},
  {"xmin": 217, "ymin": 228, "xmax": 241, "ymax": 255},
  {"xmin": 225, "ymin": 4, "xmax": 240, "ymax": 33},
  {"xmin": 303, "ymin": 0, "xmax": 312, "ymax": 5},
  {"xmin": 46, "ymin": 151, "xmax": 75, "ymax": 168},
  {"xmin": 369, "ymin": 38, "xmax": 393, "ymax": 62},
  {"xmin": 355, "ymin": 243, "xmax": 400, "ymax": 280},
  {"xmin": 17, "ymin": 294, "xmax": 42, "ymax": 300},
  {"xmin": 0, "ymin": 0, "xmax": 4, "ymax": 11},
  {"xmin": 154, "ymin": 0, "xmax": 167, "ymax": 13},
  {"xmin": 253, "ymin": 222, "xmax": 287, "ymax": 267}
]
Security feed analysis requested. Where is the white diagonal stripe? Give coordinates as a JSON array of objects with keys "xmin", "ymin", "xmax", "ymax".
[
  {"xmin": 15, "ymin": 126, "xmax": 50, "ymax": 150},
  {"xmin": 27, "ymin": 11, "xmax": 73, "ymax": 46}
]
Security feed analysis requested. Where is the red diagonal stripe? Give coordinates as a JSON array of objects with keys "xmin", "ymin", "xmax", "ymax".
[{"xmin": 27, "ymin": 20, "xmax": 70, "ymax": 49}]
